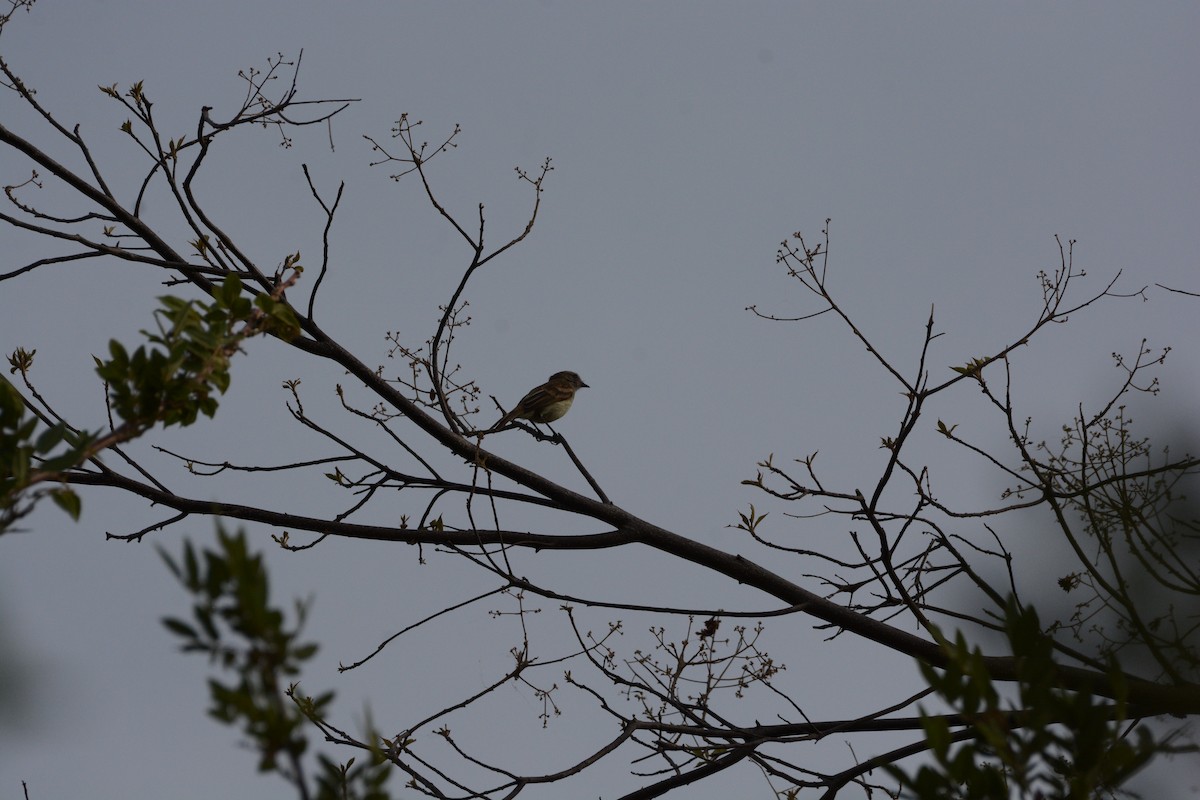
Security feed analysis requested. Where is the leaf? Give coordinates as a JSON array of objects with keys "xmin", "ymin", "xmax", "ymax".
[
  {"xmin": 217, "ymin": 274, "xmax": 242, "ymax": 309},
  {"xmin": 7, "ymin": 347, "xmax": 36, "ymax": 374},
  {"xmin": 162, "ymin": 616, "xmax": 199, "ymax": 641},
  {"xmin": 34, "ymin": 424, "xmax": 66, "ymax": 453},
  {"xmin": 49, "ymin": 487, "xmax": 82, "ymax": 520},
  {"xmin": 291, "ymin": 643, "xmax": 319, "ymax": 662}
]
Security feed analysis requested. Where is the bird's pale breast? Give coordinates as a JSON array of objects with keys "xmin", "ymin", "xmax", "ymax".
[{"xmin": 532, "ymin": 397, "xmax": 574, "ymax": 423}]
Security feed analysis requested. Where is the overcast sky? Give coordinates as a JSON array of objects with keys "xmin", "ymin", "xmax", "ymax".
[{"xmin": 2, "ymin": 3, "xmax": 1199, "ymax": 798}]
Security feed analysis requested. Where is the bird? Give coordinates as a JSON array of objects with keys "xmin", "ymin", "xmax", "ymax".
[{"xmin": 491, "ymin": 371, "xmax": 589, "ymax": 431}]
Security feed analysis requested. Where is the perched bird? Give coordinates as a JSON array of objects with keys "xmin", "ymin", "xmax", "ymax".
[{"xmin": 491, "ymin": 371, "xmax": 589, "ymax": 431}]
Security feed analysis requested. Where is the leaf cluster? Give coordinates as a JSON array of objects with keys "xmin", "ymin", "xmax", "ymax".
[
  {"xmin": 160, "ymin": 527, "xmax": 392, "ymax": 799},
  {"xmin": 891, "ymin": 599, "xmax": 1164, "ymax": 799},
  {"xmin": 2, "ymin": 275, "xmax": 298, "ymax": 533},
  {"xmin": 0, "ymin": 370, "xmax": 87, "ymax": 529},
  {"xmin": 97, "ymin": 274, "xmax": 298, "ymax": 430}
]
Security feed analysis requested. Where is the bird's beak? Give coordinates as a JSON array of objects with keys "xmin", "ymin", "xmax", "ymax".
[{"xmin": 580, "ymin": 381, "xmax": 590, "ymax": 388}]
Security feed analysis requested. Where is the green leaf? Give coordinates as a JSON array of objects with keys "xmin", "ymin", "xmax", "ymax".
[
  {"xmin": 34, "ymin": 422, "xmax": 68, "ymax": 453},
  {"xmin": 291, "ymin": 643, "xmax": 319, "ymax": 662},
  {"xmin": 217, "ymin": 274, "xmax": 242, "ymax": 308},
  {"xmin": 49, "ymin": 487, "xmax": 82, "ymax": 520},
  {"xmin": 162, "ymin": 616, "xmax": 199, "ymax": 641}
]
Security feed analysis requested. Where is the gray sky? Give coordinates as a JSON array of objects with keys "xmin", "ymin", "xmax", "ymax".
[{"xmin": 2, "ymin": 3, "xmax": 1199, "ymax": 798}]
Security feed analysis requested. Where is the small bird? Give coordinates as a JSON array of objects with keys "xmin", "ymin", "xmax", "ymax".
[{"xmin": 491, "ymin": 371, "xmax": 589, "ymax": 431}]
